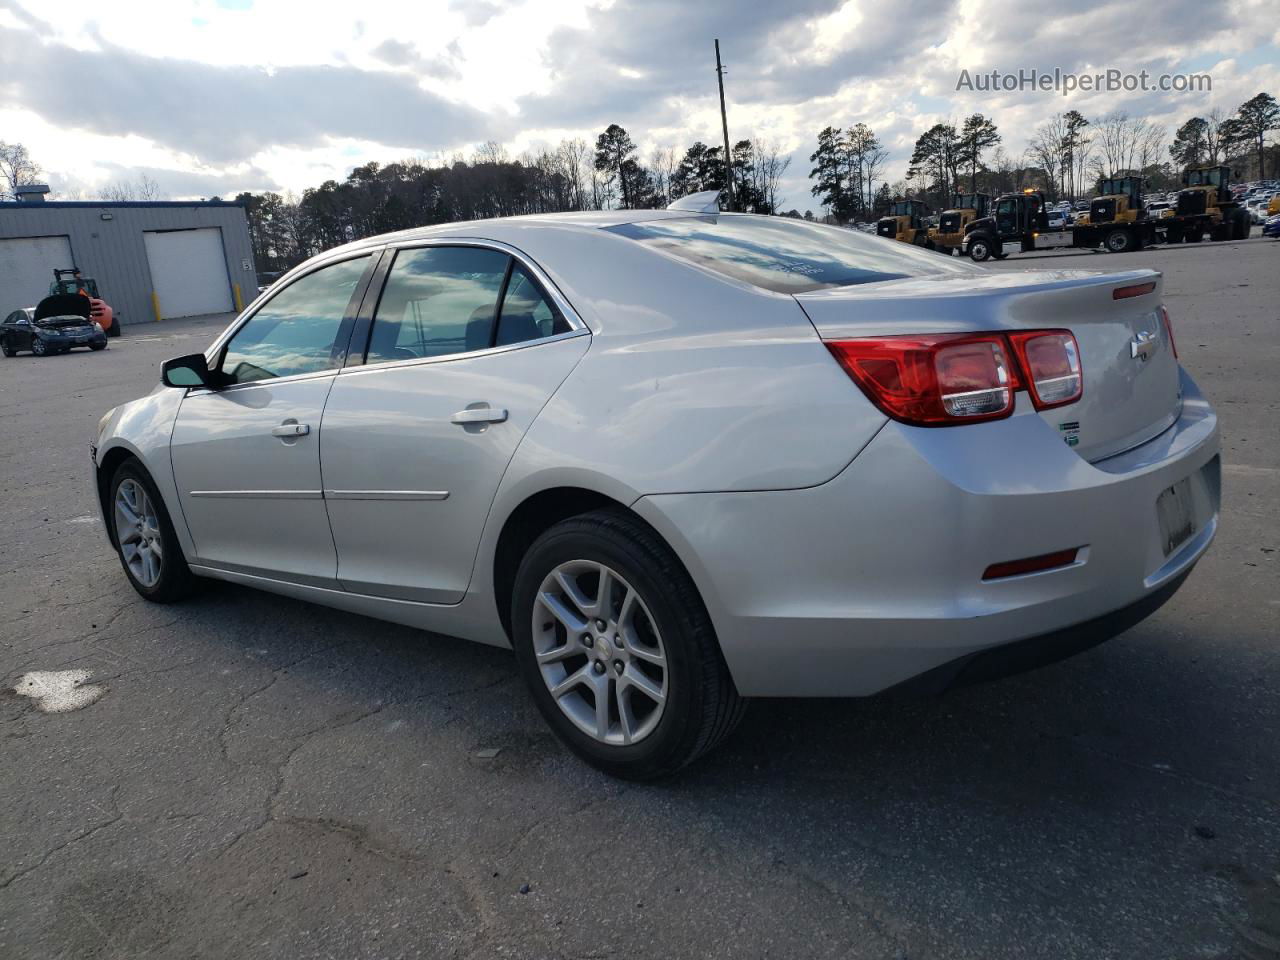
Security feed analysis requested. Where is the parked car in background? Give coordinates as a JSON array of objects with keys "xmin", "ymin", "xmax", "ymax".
[
  {"xmin": 2, "ymin": 295, "xmax": 108, "ymax": 357},
  {"xmin": 93, "ymin": 198, "xmax": 1221, "ymax": 778},
  {"xmin": 1263, "ymin": 214, "xmax": 1280, "ymax": 239}
]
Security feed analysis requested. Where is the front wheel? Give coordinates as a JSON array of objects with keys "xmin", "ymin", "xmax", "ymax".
[
  {"xmin": 1104, "ymin": 229, "xmax": 1133, "ymax": 253},
  {"xmin": 511, "ymin": 508, "xmax": 745, "ymax": 779},
  {"xmin": 31, "ymin": 338, "xmax": 50, "ymax": 357},
  {"xmin": 968, "ymin": 238, "xmax": 992, "ymax": 262},
  {"xmin": 109, "ymin": 460, "xmax": 198, "ymax": 602}
]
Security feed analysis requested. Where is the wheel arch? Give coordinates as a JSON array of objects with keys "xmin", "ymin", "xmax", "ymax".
[{"xmin": 96, "ymin": 442, "xmax": 146, "ymax": 547}]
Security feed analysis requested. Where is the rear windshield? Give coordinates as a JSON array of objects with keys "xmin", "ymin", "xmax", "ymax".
[{"xmin": 605, "ymin": 215, "xmax": 976, "ymax": 294}]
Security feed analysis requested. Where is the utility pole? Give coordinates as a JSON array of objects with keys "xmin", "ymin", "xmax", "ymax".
[{"xmin": 715, "ymin": 39, "xmax": 735, "ymax": 212}]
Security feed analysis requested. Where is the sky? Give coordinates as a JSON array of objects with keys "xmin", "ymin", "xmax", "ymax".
[{"xmin": 1, "ymin": 0, "xmax": 1277, "ymax": 211}]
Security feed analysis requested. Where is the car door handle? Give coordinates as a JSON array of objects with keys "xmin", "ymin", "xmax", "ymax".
[
  {"xmin": 451, "ymin": 407, "xmax": 508, "ymax": 425},
  {"xmin": 271, "ymin": 423, "xmax": 311, "ymax": 437}
]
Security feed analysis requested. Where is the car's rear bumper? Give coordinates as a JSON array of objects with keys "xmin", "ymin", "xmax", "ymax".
[{"xmin": 634, "ymin": 369, "xmax": 1220, "ymax": 697}]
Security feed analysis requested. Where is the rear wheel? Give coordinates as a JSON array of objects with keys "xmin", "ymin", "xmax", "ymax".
[
  {"xmin": 90, "ymin": 342, "xmax": 107, "ymax": 351},
  {"xmin": 106, "ymin": 323, "xmax": 121, "ymax": 338},
  {"xmin": 511, "ymin": 508, "xmax": 745, "ymax": 779},
  {"xmin": 109, "ymin": 460, "xmax": 197, "ymax": 603},
  {"xmin": 1185, "ymin": 228, "xmax": 1203, "ymax": 243},
  {"xmin": 1, "ymin": 338, "xmax": 14, "ymax": 358}
]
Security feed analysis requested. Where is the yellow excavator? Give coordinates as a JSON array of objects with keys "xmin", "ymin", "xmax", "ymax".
[
  {"xmin": 876, "ymin": 200, "xmax": 931, "ymax": 246},
  {"xmin": 927, "ymin": 193, "xmax": 990, "ymax": 255},
  {"xmin": 1070, "ymin": 176, "xmax": 1159, "ymax": 253},
  {"xmin": 1165, "ymin": 165, "xmax": 1250, "ymax": 243}
]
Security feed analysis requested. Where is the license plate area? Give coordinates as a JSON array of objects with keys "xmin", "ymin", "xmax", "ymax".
[{"xmin": 1156, "ymin": 477, "xmax": 1196, "ymax": 557}]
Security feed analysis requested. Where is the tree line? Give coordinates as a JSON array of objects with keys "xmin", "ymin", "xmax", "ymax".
[
  {"xmin": 235, "ymin": 129, "xmax": 792, "ymax": 272},
  {"xmin": 841, "ymin": 91, "xmax": 1277, "ymax": 221}
]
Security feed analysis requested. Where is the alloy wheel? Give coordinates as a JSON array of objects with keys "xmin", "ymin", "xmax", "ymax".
[
  {"xmin": 115, "ymin": 478, "xmax": 163, "ymax": 588},
  {"xmin": 531, "ymin": 560, "xmax": 668, "ymax": 746}
]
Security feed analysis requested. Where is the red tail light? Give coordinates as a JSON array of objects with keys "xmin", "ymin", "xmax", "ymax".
[
  {"xmin": 826, "ymin": 329, "xmax": 1082, "ymax": 426},
  {"xmin": 1159, "ymin": 305, "xmax": 1177, "ymax": 359},
  {"xmin": 825, "ymin": 334, "xmax": 1017, "ymax": 425},
  {"xmin": 1006, "ymin": 331, "xmax": 1082, "ymax": 409}
]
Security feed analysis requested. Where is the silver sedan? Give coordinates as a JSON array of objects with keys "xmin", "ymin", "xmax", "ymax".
[{"xmin": 93, "ymin": 195, "xmax": 1220, "ymax": 778}]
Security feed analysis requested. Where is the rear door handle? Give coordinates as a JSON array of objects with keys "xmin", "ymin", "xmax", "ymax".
[
  {"xmin": 451, "ymin": 407, "xmax": 508, "ymax": 425},
  {"xmin": 271, "ymin": 423, "xmax": 311, "ymax": 437}
]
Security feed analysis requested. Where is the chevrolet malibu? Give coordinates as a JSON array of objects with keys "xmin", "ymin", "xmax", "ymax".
[{"xmin": 92, "ymin": 194, "xmax": 1220, "ymax": 779}]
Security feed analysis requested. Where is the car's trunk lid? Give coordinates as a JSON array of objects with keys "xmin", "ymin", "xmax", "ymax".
[{"xmin": 795, "ymin": 268, "xmax": 1181, "ymax": 462}]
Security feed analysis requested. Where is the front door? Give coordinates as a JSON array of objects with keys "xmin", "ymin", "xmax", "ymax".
[
  {"xmin": 170, "ymin": 253, "xmax": 374, "ymax": 586},
  {"xmin": 320, "ymin": 244, "xmax": 589, "ymax": 603}
]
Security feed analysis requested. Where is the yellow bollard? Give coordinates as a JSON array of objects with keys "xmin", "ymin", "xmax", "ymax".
[{"xmin": 151, "ymin": 292, "xmax": 162, "ymax": 323}]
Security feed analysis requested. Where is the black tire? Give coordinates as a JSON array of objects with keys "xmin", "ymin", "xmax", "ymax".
[
  {"xmin": 968, "ymin": 237, "xmax": 992, "ymax": 262},
  {"xmin": 31, "ymin": 337, "xmax": 50, "ymax": 357},
  {"xmin": 1235, "ymin": 210, "xmax": 1251, "ymax": 240},
  {"xmin": 108, "ymin": 458, "xmax": 198, "ymax": 603},
  {"xmin": 1104, "ymin": 228, "xmax": 1133, "ymax": 253},
  {"xmin": 90, "ymin": 342, "xmax": 107, "ymax": 351},
  {"xmin": 107, "ymin": 323, "xmax": 121, "ymax": 338},
  {"xmin": 510, "ymin": 508, "xmax": 745, "ymax": 780},
  {"xmin": 1185, "ymin": 229, "xmax": 1203, "ymax": 243},
  {"xmin": 992, "ymin": 251, "xmax": 1009, "ymax": 260},
  {"xmin": 0, "ymin": 338, "xmax": 15, "ymax": 358}
]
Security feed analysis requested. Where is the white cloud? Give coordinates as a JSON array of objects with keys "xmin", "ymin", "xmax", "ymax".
[{"xmin": 0, "ymin": 0, "xmax": 1275, "ymax": 207}]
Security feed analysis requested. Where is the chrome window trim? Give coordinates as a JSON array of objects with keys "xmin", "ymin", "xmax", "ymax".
[
  {"xmin": 349, "ymin": 237, "xmax": 590, "ymax": 373},
  {"xmin": 184, "ymin": 366, "xmax": 338, "ymax": 397},
  {"xmin": 339, "ymin": 328, "xmax": 589, "ymax": 378},
  {"xmin": 201, "ymin": 248, "xmax": 383, "ymax": 371}
]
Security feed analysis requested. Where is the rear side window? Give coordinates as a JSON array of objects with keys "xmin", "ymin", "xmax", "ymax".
[
  {"xmin": 496, "ymin": 263, "xmax": 571, "ymax": 346},
  {"xmin": 605, "ymin": 215, "xmax": 975, "ymax": 294},
  {"xmin": 365, "ymin": 247, "xmax": 571, "ymax": 362},
  {"xmin": 366, "ymin": 247, "xmax": 509, "ymax": 362}
]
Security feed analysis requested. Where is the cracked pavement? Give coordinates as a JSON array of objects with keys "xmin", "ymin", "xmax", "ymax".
[{"xmin": 1, "ymin": 238, "xmax": 1278, "ymax": 959}]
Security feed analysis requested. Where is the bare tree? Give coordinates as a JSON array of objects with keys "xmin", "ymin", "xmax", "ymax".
[
  {"xmin": 98, "ymin": 174, "xmax": 166, "ymax": 202},
  {"xmin": 1093, "ymin": 113, "xmax": 1164, "ymax": 177},
  {"xmin": 0, "ymin": 141, "xmax": 41, "ymax": 199},
  {"xmin": 753, "ymin": 139, "xmax": 792, "ymax": 214},
  {"xmin": 648, "ymin": 146, "xmax": 678, "ymax": 207}
]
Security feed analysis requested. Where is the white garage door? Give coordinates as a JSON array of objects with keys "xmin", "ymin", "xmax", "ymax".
[
  {"xmin": 144, "ymin": 228, "xmax": 233, "ymax": 319},
  {"xmin": 0, "ymin": 235, "xmax": 74, "ymax": 309}
]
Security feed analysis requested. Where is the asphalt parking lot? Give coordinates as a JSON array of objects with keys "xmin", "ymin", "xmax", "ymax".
[{"xmin": 1, "ymin": 235, "xmax": 1277, "ymax": 960}]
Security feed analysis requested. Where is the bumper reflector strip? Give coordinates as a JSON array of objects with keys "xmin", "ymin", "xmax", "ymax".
[{"xmin": 983, "ymin": 548, "xmax": 1080, "ymax": 581}]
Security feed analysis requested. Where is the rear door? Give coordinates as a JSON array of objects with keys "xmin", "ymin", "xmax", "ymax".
[
  {"xmin": 320, "ymin": 242, "xmax": 589, "ymax": 603},
  {"xmin": 169, "ymin": 252, "xmax": 376, "ymax": 585}
]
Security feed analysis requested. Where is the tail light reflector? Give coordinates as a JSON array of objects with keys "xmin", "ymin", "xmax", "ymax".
[
  {"xmin": 983, "ymin": 548, "xmax": 1079, "ymax": 580},
  {"xmin": 825, "ymin": 334, "xmax": 1017, "ymax": 426},
  {"xmin": 1006, "ymin": 331, "xmax": 1082, "ymax": 408},
  {"xmin": 1112, "ymin": 281, "xmax": 1156, "ymax": 300},
  {"xmin": 1159, "ymin": 305, "xmax": 1177, "ymax": 359}
]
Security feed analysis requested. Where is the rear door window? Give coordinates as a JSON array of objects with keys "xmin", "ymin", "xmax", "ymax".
[{"xmin": 365, "ymin": 247, "xmax": 510, "ymax": 363}]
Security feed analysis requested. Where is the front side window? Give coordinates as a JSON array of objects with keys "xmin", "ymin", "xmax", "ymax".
[{"xmin": 220, "ymin": 256, "xmax": 369, "ymax": 384}]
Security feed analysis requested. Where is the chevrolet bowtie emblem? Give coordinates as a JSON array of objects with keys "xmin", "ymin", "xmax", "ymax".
[{"xmin": 1131, "ymin": 330, "xmax": 1158, "ymax": 361}]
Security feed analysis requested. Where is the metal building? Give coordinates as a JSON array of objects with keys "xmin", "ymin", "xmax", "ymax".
[{"xmin": 0, "ymin": 188, "xmax": 256, "ymax": 328}]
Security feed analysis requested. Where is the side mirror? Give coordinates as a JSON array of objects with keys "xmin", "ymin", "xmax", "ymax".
[{"xmin": 162, "ymin": 353, "xmax": 215, "ymax": 389}]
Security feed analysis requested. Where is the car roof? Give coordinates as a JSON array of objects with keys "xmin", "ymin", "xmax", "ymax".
[{"xmin": 323, "ymin": 207, "xmax": 707, "ymax": 259}]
